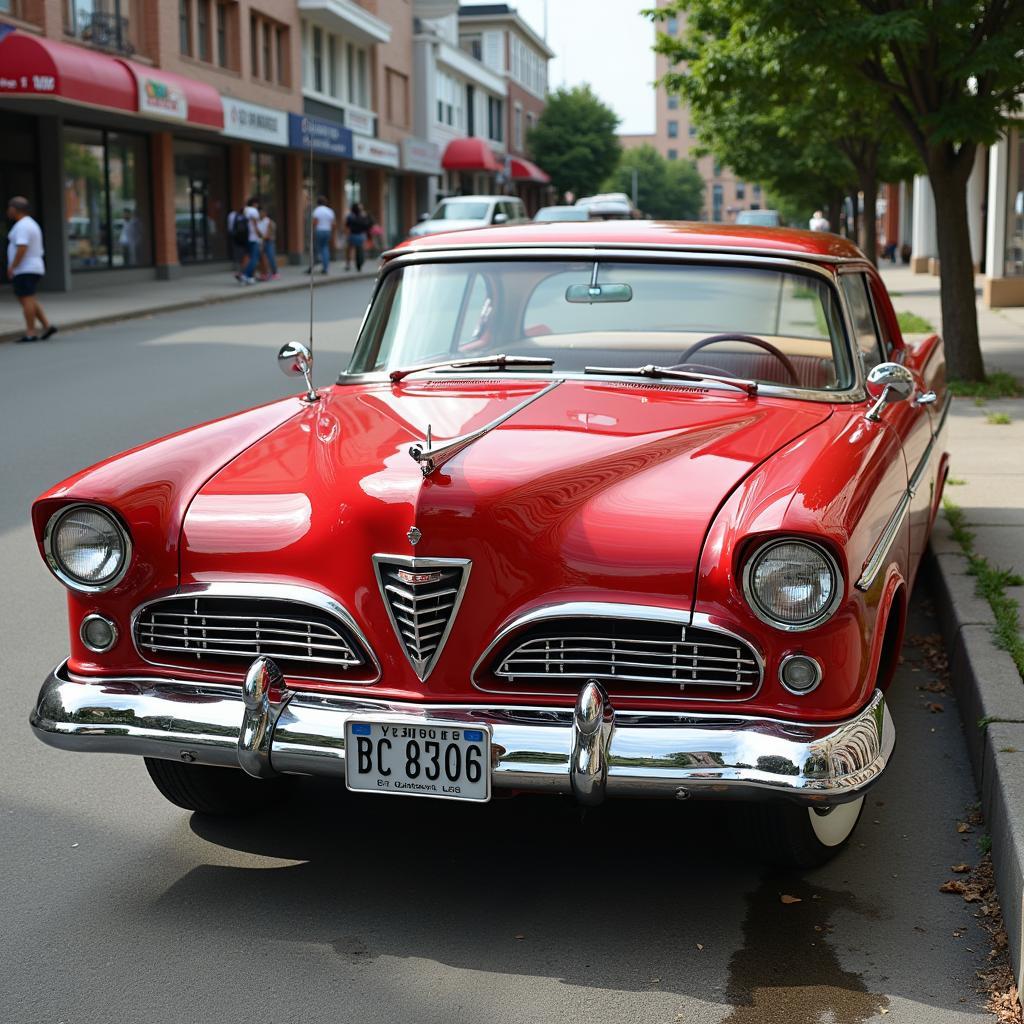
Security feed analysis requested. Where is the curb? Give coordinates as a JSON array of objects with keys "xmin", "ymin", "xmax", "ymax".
[
  {"xmin": 929, "ymin": 513, "xmax": 1024, "ymax": 997},
  {"xmin": 0, "ymin": 265, "xmax": 377, "ymax": 345}
]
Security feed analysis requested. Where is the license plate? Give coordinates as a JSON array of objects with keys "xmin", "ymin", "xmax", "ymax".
[{"xmin": 344, "ymin": 719, "xmax": 491, "ymax": 802}]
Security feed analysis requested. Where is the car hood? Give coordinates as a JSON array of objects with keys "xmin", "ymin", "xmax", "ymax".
[{"xmin": 180, "ymin": 379, "xmax": 832, "ymax": 697}]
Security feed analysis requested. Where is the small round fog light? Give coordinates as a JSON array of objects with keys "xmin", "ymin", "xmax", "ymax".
[
  {"xmin": 779, "ymin": 654, "xmax": 821, "ymax": 695},
  {"xmin": 80, "ymin": 614, "xmax": 118, "ymax": 653}
]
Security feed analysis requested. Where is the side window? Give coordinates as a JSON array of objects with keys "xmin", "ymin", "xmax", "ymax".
[
  {"xmin": 455, "ymin": 273, "xmax": 493, "ymax": 350},
  {"xmin": 842, "ymin": 274, "xmax": 885, "ymax": 374},
  {"xmin": 512, "ymin": 201, "xmax": 526, "ymax": 221}
]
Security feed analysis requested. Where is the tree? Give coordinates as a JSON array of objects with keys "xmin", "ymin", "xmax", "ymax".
[
  {"xmin": 652, "ymin": 6, "xmax": 920, "ymax": 263},
  {"xmin": 527, "ymin": 85, "xmax": 621, "ymax": 199},
  {"xmin": 602, "ymin": 145, "xmax": 705, "ymax": 220},
  {"xmin": 655, "ymin": 0, "xmax": 1024, "ymax": 381}
]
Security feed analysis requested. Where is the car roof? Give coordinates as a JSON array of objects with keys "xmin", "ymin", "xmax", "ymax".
[
  {"xmin": 392, "ymin": 219, "xmax": 867, "ymax": 262},
  {"xmin": 437, "ymin": 195, "xmax": 520, "ymax": 204}
]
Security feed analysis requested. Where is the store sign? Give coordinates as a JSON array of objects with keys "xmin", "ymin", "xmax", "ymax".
[
  {"xmin": 288, "ymin": 113, "xmax": 353, "ymax": 158},
  {"xmin": 401, "ymin": 138, "xmax": 442, "ymax": 175},
  {"xmin": 353, "ymin": 135, "xmax": 400, "ymax": 168},
  {"xmin": 345, "ymin": 108, "xmax": 376, "ymax": 137},
  {"xmin": 139, "ymin": 76, "xmax": 188, "ymax": 121},
  {"xmin": 221, "ymin": 98, "xmax": 288, "ymax": 146}
]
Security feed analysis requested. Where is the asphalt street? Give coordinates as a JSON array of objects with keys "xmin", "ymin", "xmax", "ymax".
[{"xmin": 0, "ymin": 280, "xmax": 996, "ymax": 1023}]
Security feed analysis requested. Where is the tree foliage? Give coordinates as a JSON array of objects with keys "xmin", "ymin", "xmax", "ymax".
[
  {"xmin": 653, "ymin": 0, "xmax": 1024, "ymax": 380},
  {"xmin": 602, "ymin": 145, "xmax": 705, "ymax": 220},
  {"xmin": 527, "ymin": 85, "xmax": 622, "ymax": 199}
]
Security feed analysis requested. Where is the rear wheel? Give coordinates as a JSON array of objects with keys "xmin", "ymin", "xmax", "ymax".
[
  {"xmin": 144, "ymin": 757, "xmax": 287, "ymax": 815},
  {"xmin": 731, "ymin": 795, "xmax": 866, "ymax": 868}
]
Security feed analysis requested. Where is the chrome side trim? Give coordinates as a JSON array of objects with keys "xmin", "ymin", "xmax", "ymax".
[
  {"xmin": 408, "ymin": 380, "xmax": 561, "ymax": 476},
  {"xmin": 130, "ymin": 582, "xmax": 381, "ymax": 684},
  {"xmin": 855, "ymin": 391, "xmax": 950, "ymax": 592},
  {"xmin": 30, "ymin": 663, "xmax": 896, "ymax": 805},
  {"xmin": 471, "ymin": 602, "xmax": 764, "ymax": 702},
  {"xmin": 372, "ymin": 554, "xmax": 472, "ymax": 681}
]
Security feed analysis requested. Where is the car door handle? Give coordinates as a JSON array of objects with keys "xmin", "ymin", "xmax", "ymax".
[{"xmin": 913, "ymin": 390, "xmax": 937, "ymax": 407}]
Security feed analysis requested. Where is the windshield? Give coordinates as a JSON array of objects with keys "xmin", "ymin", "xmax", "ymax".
[
  {"xmin": 430, "ymin": 201, "xmax": 490, "ymax": 221},
  {"xmin": 349, "ymin": 260, "xmax": 852, "ymax": 391},
  {"xmin": 535, "ymin": 207, "xmax": 589, "ymax": 221},
  {"xmin": 736, "ymin": 210, "xmax": 780, "ymax": 226}
]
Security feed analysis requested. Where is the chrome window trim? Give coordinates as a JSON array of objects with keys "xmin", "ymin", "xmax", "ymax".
[
  {"xmin": 79, "ymin": 613, "xmax": 119, "ymax": 653},
  {"xmin": 471, "ymin": 602, "xmax": 765, "ymax": 703},
  {"xmin": 130, "ymin": 582, "xmax": 381, "ymax": 684},
  {"xmin": 342, "ymin": 247, "xmax": 866, "ymax": 405},
  {"xmin": 855, "ymin": 390, "xmax": 951, "ymax": 592},
  {"xmin": 742, "ymin": 537, "xmax": 845, "ymax": 632},
  {"xmin": 372, "ymin": 554, "xmax": 473, "ymax": 682},
  {"xmin": 43, "ymin": 503, "xmax": 133, "ymax": 594}
]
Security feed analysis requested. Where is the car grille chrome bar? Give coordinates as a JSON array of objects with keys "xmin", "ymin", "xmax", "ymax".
[
  {"xmin": 134, "ymin": 597, "xmax": 364, "ymax": 670},
  {"xmin": 492, "ymin": 624, "xmax": 761, "ymax": 695}
]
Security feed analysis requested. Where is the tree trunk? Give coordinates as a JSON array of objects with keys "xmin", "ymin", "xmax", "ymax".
[
  {"xmin": 848, "ymin": 194, "xmax": 858, "ymax": 243},
  {"xmin": 859, "ymin": 174, "xmax": 878, "ymax": 265},
  {"xmin": 827, "ymin": 196, "xmax": 843, "ymax": 235},
  {"xmin": 928, "ymin": 153, "xmax": 985, "ymax": 382}
]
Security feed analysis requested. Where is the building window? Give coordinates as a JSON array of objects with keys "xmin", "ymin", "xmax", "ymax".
[
  {"xmin": 514, "ymin": 104, "xmax": 523, "ymax": 151},
  {"xmin": 386, "ymin": 68, "xmax": 409, "ymax": 128},
  {"xmin": 261, "ymin": 19, "xmax": 271, "ymax": 81},
  {"xmin": 736, "ymin": 181, "xmax": 745, "ymax": 199},
  {"xmin": 713, "ymin": 160, "xmax": 722, "ymax": 177},
  {"xmin": 197, "ymin": 0, "xmax": 210, "ymax": 61},
  {"xmin": 667, "ymin": 120, "xmax": 678, "ymax": 139},
  {"xmin": 712, "ymin": 183, "xmax": 723, "ymax": 222},
  {"xmin": 311, "ymin": 25, "xmax": 323, "ymax": 91},
  {"xmin": 689, "ymin": 124, "xmax": 697, "ymax": 137},
  {"xmin": 179, "ymin": 0, "xmax": 192, "ymax": 55},
  {"xmin": 667, "ymin": 94, "xmax": 679, "ymax": 110},
  {"xmin": 215, "ymin": 2, "xmax": 228, "ymax": 67},
  {"xmin": 275, "ymin": 25, "xmax": 285, "ymax": 84},
  {"xmin": 173, "ymin": 138, "xmax": 229, "ymax": 263},
  {"xmin": 753, "ymin": 183, "xmax": 762, "ymax": 198},
  {"xmin": 64, "ymin": 126, "xmax": 152, "ymax": 270},
  {"xmin": 488, "ymin": 96, "xmax": 504, "ymax": 143},
  {"xmin": 667, "ymin": 148, "xmax": 678, "ymax": 161},
  {"xmin": 460, "ymin": 33, "xmax": 482, "ymax": 60},
  {"xmin": 667, "ymin": 16, "xmax": 679, "ymax": 34}
]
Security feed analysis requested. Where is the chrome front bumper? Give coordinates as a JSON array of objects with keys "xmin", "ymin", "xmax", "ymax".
[{"xmin": 30, "ymin": 661, "xmax": 895, "ymax": 806}]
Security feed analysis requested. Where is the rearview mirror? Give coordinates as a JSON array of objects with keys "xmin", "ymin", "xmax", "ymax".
[
  {"xmin": 865, "ymin": 362, "xmax": 914, "ymax": 421},
  {"xmin": 277, "ymin": 342, "xmax": 318, "ymax": 403},
  {"xmin": 565, "ymin": 283, "xmax": 633, "ymax": 304},
  {"xmin": 492, "ymin": 212, "xmax": 508, "ymax": 224}
]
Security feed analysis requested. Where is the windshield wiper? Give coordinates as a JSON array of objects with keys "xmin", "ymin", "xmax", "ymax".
[
  {"xmin": 584, "ymin": 364, "xmax": 758, "ymax": 396},
  {"xmin": 390, "ymin": 354, "xmax": 554, "ymax": 382}
]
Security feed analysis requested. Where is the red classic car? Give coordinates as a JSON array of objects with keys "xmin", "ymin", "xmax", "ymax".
[{"xmin": 29, "ymin": 222, "xmax": 948, "ymax": 866}]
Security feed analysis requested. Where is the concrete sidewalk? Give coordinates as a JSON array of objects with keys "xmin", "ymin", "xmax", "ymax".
[{"xmin": 0, "ymin": 258, "xmax": 380, "ymax": 343}]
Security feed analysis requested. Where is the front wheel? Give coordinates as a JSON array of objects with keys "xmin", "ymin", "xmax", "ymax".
[
  {"xmin": 730, "ymin": 795, "xmax": 866, "ymax": 868},
  {"xmin": 144, "ymin": 757, "xmax": 287, "ymax": 815}
]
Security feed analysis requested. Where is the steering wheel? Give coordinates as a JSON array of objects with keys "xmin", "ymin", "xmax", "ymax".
[{"xmin": 674, "ymin": 333, "xmax": 801, "ymax": 386}]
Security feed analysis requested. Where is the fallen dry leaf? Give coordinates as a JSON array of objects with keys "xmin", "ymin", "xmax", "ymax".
[
  {"xmin": 940, "ymin": 880, "xmax": 966, "ymax": 895},
  {"xmin": 957, "ymin": 822, "xmax": 973, "ymax": 834},
  {"xmin": 513, "ymin": 934, "xmax": 525, "ymax": 940},
  {"xmin": 952, "ymin": 863, "xmax": 971, "ymax": 873},
  {"xmin": 696, "ymin": 943, "xmax": 703, "ymax": 951},
  {"xmin": 927, "ymin": 702, "xmax": 945, "ymax": 713},
  {"xmin": 780, "ymin": 894, "xmax": 802, "ymax": 905}
]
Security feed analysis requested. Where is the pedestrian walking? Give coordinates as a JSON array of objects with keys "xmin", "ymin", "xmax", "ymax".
[
  {"xmin": 257, "ymin": 204, "xmax": 279, "ymax": 280},
  {"xmin": 5, "ymin": 196, "xmax": 56, "ymax": 344},
  {"xmin": 368, "ymin": 216, "xmax": 384, "ymax": 256},
  {"xmin": 345, "ymin": 202, "xmax": 370, "ymax": 272},
  {"xmin": 307, "ymin": 195, "xmax": 336, "ymax": 274},
  {"xmin": 809, "ymin": 210, "xmax": 830, "ymax": 232},
  {"xmin": 228, "ymin": 207, "xmax": 249, "ymax": 275},
  {"xmin": 238, "ymin": 196, "xmax": 262, "ymax": 285}
]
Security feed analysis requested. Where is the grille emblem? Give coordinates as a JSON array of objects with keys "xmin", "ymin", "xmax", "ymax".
[{"xmin": 373, "ymin": 555, "xmax": 471, "ymax": 680}]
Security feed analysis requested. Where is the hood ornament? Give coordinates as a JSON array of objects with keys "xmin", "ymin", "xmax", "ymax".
[
  {"xmin": 407, "ymin": 380, "xmax": 561, "ymax": 477},
  {"xmin": 407, "ymin": 526, "xmax": 422, "ymax": 546}
]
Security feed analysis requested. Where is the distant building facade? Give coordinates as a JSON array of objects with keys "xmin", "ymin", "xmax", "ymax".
[{"xmin": 619, "ymin": 0, "xmax": 762, "ymax": 222}]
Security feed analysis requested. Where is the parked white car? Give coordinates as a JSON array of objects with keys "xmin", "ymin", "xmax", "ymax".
[
  {"xmin": 575, "ymin": 193, "xmax": 637, "ymax": 220},
  {"xmin": 409, "ymin": 196, "xmax": 529, "ymax": 238}
]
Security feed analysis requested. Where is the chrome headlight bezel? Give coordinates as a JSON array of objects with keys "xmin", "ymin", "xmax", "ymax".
[
  {"xmin": 741, "ymin": 537, "xmax": 843, "ymax": 632},
  {"xmin": 43, "ymin": 503, "xmax": 132, "ymax": 593}
]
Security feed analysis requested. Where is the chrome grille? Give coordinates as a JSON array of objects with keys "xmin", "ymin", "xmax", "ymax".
[
  {"xmin": 373, "ymin": 556, "xmax": 471, "ymax": 680},
  {"xmin": 490, "ymin": 619, "xmax": 761, "ymax": 697},
  {"xmin": 134, "ymin": 596, "xmax": 365, "ymax": 673}
]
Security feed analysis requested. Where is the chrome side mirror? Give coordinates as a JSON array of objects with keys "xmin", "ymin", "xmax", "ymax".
[
  {"xmin": 492, "ymin": 212, "xmax": 508, "ymax": 224},
  {"xmin": 865, "ymin": 362, "xmax": 914, "ymax": 421},
  {"xmin": 277, "ymin": 342, "xmax": 319, "ymax": 403}
]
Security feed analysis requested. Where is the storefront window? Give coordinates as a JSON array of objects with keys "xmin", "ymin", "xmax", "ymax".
[
  {"xmin": 346, "ymin": 168, "xmax": 366, "ymax": 211},
  {"xmin": 64, "ymin": 125, "xmax": 151, "ymax": 271},
  {"xmin": 173, "ymin": 139, "xmax": 228, "ymax": 262},
  {"xmin": 1005, "ymin": 128, "xmax": 1024, "ymax": 278}
]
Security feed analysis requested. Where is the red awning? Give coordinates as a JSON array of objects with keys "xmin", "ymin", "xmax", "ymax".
[
  {"xmin": 119, "ymin": 60, "xmax": 223, "ymax": 129},
  {"xmin": 0, "ymin": 32, "xmax": 136, "ymax": 112},
  {"xmin": 509, "ymin": 157, "xmax": 550, "ymax": 184},
  {"xmin": 441, "ymin": 137, "xmax": 503, "ymax": 173}
]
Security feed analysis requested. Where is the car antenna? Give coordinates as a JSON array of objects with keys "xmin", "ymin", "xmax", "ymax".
[{"xmin": 302, "ymin": 120, "xmax": 320, "ymax": 403}]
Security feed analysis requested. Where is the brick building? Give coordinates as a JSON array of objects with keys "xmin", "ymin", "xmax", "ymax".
[{"xmin": 0, "ymin": 0, "xmax": 452, "ymax": 289}]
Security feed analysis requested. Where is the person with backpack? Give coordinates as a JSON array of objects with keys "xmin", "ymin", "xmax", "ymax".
[
  {"xmin": 228, "ymin": 208, "xmax": 249, "ymax": 276},
  {"xmin": 344, "ymin": 202, "xmax": 370, "ymax": 272},
  {"xmin": 237, "ymin": 196, "xmax": 262, "ymax": 285}
]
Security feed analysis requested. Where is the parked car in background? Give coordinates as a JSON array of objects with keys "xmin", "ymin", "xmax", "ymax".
[
  {"xmin": 575, "ymin": 193, "xmax": 637, "ymax": 220},
  {"xmin": 30, "ymin": 220, "xmax": 948, "ymax": 868},
  {"xmin": 736, "ymin": 209, "xmax": 782, "ymax": 227},
  {"xmin": 409, "ymin": 195, "xmax": 528, "ymax": 238},
  {"xmin": 534, "ymin": 206, "xmax": 591, "ymax": 222}
]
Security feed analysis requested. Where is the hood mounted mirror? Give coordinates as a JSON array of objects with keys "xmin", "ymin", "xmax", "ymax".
[{"xmin": 278, "ymin": 342, "xmax": 319, "ymax": 403}]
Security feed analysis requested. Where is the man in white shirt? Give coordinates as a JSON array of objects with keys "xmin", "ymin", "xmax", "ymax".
[
  {"xmin": 239, "ymin": 195, "xmax": 262, "ymax": 285},
  {"xmin": 308, "ymin": 195, "xmax": 336, "ymax": 274},
  {"xmin": 809, "ymin": 210, "xmax": 830, "ymax": 232},
  {"xmin": 6, "ymin": 196, "xmax": 56, "ymax": 343}
]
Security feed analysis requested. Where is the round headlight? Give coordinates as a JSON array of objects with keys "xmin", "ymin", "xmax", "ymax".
[
  {"xmin": 44, "ymin": 504, "xmax": 131, "ymax": 592},
  {"xmin": 743, "ymin": 539, "xmax": 842, "ymax": 630}
]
